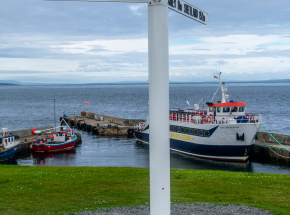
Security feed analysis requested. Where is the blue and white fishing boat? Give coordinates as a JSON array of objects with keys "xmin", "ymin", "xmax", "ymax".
[
  {"xmin": 0, "ymin": 128, "xmax": 20, "ymax": 162},
  {"xmin": 134, "ymin": 72, "xmax": 262, "ymax": 162}
]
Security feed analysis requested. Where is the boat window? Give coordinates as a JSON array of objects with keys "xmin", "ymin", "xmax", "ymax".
[
  {"xmin": 231, "ymin": 107, "xmax": 238, "ymax": 112},
  {"xmin": 199, "ymin": 130, "xmax": 204, "ymax": 136},
  {"xmin": 4, "ymin": 139, "xmax": 7, "ymax": 143},
  {"xmin": 204, "ymin": 130, "xmax": 209, "ymax": 137},
  {"xmin": 223, "ymin": 107, "xmax": 230, "ymax": 112},
  {"xmin": 194, "ymin": 129, "xmax": 198, "ymax": 136},
  {"xmin": 181, "ymin": 127, "xmax": 184, "ymax": 133},
  {"xmin": 189, "ymin": 128, "xmax": 193, "ymax": 135},
  {"xmin": 0, "ymin": 139, "xmax": 2, "ymax": 144},
  {"xmin": 217, "ymin": 107, "xmax": 221, "ymax": 113},
  {"xmin": 184, "ymin": 128, "xmax": 189, "ymax": 134},
  {"xmin": 177, "ymin": 126, "xmax": 181, "ymax": 133},
  {"xmin": 209, "ymin": 107, "xmax": 214, "ymax": 112},
  {"xmin": 170, "ymin": 125, "xmax": 177, "ymax": 132},
  {"xmin": 172, "ymin": 126, "xmax": 176, "ymax": 132},
  {"xmin": 239, "ymin": 107, "xmax": 245, "ymax": 112}
]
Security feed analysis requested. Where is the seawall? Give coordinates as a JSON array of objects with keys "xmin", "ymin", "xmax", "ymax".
[{"xmin": 253, "ymin": 131, "xmax": 290, "ymax": 163}]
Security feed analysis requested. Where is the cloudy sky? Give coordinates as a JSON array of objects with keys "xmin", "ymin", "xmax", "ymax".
[{"xmin": 0, "ymin": 0, "xmax": 289, "ymax": 83}]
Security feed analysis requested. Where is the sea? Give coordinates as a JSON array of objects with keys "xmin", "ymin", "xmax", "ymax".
[{"xmin": 1, "ymin": 82, "xmax": 290, "ymax": 173}]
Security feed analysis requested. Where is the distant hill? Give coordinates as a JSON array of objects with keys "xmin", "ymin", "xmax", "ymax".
[
  {"xmin": 0, "ymin": 82, "xmax": 18, "ymax": 85},
  {"xmin": 170, "ymin": 79, "xmax": 290, "ymax": 84},
  {"xmin": 0, "ymin": 80, "xmax": 21, "ymax": 85}
]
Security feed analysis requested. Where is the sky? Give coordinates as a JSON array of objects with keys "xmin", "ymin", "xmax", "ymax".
[{"xmin": 0, "ymin": 0, "xmax": 289, "ymax": 84}]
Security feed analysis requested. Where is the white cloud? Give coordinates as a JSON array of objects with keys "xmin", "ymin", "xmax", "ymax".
[
  {"xmin": 129, "ymin": 4, "xmax": 146, "ymax": 16},
  {"xmin": 54, "ymin": 38, "xmax": 148, "ymax": 56},
  {"xmin": 0, "ymin": 58, "xmax": 79, "ymax": 72}
]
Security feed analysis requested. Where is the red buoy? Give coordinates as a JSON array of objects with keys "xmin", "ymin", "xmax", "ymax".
[{"xmin": 31, "ymin": 128, "xmax": 37, "ymax": 135}]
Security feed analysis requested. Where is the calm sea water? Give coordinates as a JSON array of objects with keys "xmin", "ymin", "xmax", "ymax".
[{"xmin": 1, "ymin": 83, "xmax": 290, "ymax": 173}]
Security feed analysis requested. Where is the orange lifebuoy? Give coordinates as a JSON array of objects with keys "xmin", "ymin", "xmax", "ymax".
[
  {"xmin": 250, "ymin": 114, "xmax": 254, "ymax": 121},
  {"xmin": 245, "ymin": 114, "xmax": 249, "ymax": 119},
  {"xmin": 202, "ymin": 115, "xmax": 206, "ymax": 122},
  {"xmin": 207, "ymin": 116, "xmax": 212, "ymax": 123}
]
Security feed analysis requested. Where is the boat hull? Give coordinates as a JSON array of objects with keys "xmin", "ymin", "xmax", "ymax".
[
  {"xmin": 134, "ymin": 122, "xmax": 261, "ymax": 162},
  {"xmin": 31, "ymin": 136, "xmax": 77, "ymax": 153},
  {"xmin": 0, "ymin": 145, "xmax": 19, "ymax": 162}
]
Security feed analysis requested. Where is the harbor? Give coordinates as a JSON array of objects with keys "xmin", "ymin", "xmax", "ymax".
[
  {"xmin": 64, "ymin": 111, "xmax": 290, "ymax": 164},
  {"xmin": 2, "ymin": 109, "xmax": 287, "ymax": 171}
]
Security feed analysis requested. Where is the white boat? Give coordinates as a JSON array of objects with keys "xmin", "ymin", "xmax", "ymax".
[
  {"xmin": 134, "ymin": 72, "xmax": 262, "ymax": 162},
  {"xmin": 0, "ymin": 128, "xmax": 20, "ymax": 162}
]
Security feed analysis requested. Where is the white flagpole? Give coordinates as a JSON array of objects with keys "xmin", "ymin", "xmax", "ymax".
[{"xmin": 148, "ymin": 0, "xmax": 170, "ymax": 214}]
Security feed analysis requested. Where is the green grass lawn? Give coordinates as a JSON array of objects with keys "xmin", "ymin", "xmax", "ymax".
[{"xmin": 0, "ymin": 165, "xmax": 289, "ymax": 215}]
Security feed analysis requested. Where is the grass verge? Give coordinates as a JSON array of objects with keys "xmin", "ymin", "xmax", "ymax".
[{"xmin": 0, "ymin": 165, "xmax": 289, "ymax": 215}]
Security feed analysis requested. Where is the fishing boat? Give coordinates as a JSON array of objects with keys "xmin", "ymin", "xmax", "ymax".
[
  {"xmin": 30, "ymin": 119, "xmax": 77, "ymax": 152},
  {"xmin": 134, "ymin": 72, "xmax": 262, "ymax": 162},
  {"xmin": 0, "ymin": 128, "xmax": 20, "ymax": 162}
]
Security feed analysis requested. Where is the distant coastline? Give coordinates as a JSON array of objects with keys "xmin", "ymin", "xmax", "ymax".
[
  {"xmin": 84, "ymin": 79, "xmax": 290, "ymax": 85},
  {"xmin": 0, "ymin": 79, "xmax": 289, "ymax": 86},
  {"xmin": 0, "ymin": 83, "xmax": 18, "ymax": 86}
]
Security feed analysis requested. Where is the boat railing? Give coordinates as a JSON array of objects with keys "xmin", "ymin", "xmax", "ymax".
[{"xmin": 169, "ymin": 113, "xmax": 262, "ymax": 124}]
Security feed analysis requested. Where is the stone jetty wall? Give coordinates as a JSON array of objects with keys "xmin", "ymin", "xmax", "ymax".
[{"xmin": 80, "ymin": 111, "xmax": 144, "ymax": 126}]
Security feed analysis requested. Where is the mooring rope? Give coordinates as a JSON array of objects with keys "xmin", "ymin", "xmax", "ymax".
[
  {"xmin": 261, "ymin": 124, "xmax": 290, "ymax": 152},
  {"xmin": 254, "ymin": 123, "xmax": 290, "ymax": 159}
]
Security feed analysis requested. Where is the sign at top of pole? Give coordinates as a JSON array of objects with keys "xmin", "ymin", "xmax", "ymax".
[
  {"xmin": 168, "ymin": 0, "xmax": 208, "ymax": 24},
  {"xmin": 51, "ymin": 0, "xmax": 208, "ymax": 25}
]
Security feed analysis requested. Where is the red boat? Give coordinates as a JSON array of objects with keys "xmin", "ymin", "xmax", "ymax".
[{"xmin": 30, "ymin": 119, "xmax": 77, "ymax": 152}]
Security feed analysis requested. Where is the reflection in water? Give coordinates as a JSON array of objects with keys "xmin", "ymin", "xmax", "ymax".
[
  {"xmin": 135, "ymin": 142, "xmax": 253, "ymax": 172},
  {"xmin": 13, "ymin": 130, "xmax": 290, "ymax": 174},
  {"xmin": 0, "ymin": 159, "xmax": 18, "ymax": 165},
  {"xmin": 135, "ymin": 141, "xmax": 290, "ymax": 174},
  {"xmin": 32, "ymin": 148, "xmax": 76, "ymax": 165}
]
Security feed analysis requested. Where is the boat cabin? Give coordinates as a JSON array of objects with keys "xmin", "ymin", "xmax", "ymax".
[
  {"xmin": 51, "ymin": 129, "xmax": 75, "ymax": 143},
  {"xmin": 0, "ymin": 134, "xmax": 15, "ymax": 150},
  {"xmin": 206, "ymin": 101, "xmax": 246, "ymax": 117}
]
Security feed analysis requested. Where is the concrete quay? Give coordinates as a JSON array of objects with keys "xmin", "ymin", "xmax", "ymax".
[
  {"xmin": 253, "ymin": 131, "xmax": 290, "ymax": 163},
  {"xmin": 64, "ymin": 112, "xmax": 144, "ymax": 137}
]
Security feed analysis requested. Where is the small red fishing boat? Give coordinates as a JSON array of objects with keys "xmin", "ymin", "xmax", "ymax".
[{"xmin": 30, "ymin": 119, "xmax": 77, "ymax": 152}]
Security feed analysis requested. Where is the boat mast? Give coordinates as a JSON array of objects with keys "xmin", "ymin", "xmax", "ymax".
[
  {"xmin": 54, "ymin": 99, "xmax": 56, "ymax": 130},
  {"xmin": 219, "ymin": 72, "xmax": 229, "ymax": 103}
]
